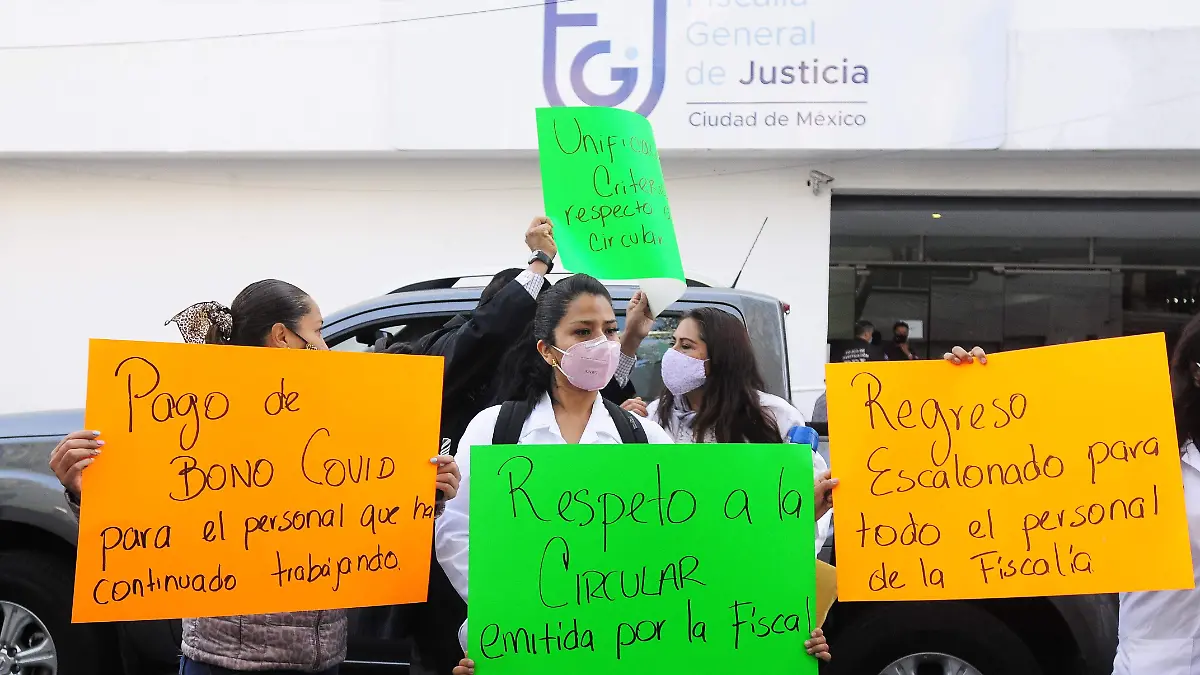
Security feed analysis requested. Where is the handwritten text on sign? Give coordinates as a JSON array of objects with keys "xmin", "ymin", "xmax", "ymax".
[
  {"xmin": 468, "ymin": 444, "xmax": 817, "ymax": 675},
  {"xmin": 826, "ymin": 334, "xmax": 1193, "ymax": 601},
  {"xmin": 73, "ymin": 339, "xmax": 444, "ymax": 622},
  {"xmin": 536, "ymin": 106, "xmax": 685, "ymax": 284}
]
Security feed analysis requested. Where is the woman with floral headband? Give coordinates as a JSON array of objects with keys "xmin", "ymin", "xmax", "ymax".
[{"xmin": 48, "ymin": 279, "xmax": 462, "ymax": 675}]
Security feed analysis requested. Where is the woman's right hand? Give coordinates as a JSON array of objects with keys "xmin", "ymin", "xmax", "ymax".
[
  {"xmin": 624, "ymin": 290, "xmax": 654, "ymax": 342},
  {"xmin": 49, "ymin": 430, "xmax": 103, "ymax": 497},
  {"xmin": 525, "ymin": 216, "xmax": 557, "ymax": 260},
  {"xmin": 944, "ymin": 346, "xmax": 988, "ymax": 365},
  {"xmin": 453, "ymin": 657, "xmax": 475, "ymax": 675},
  {"xmin": 621, "ymin": 397, "xmax": 649, "ymax": 417}
]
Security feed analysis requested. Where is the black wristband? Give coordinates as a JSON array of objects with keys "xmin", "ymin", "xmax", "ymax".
[{"xmin": 528, "ymin": 250, "xmax": 554, "ymax": 273}]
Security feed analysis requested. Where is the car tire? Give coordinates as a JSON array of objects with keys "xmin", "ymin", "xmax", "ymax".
[
  {"xmin": 826, "ymin": 601, "xmax": 1043, "ymax": 675},
  {"xmin": 0, "ymin": 550, "xmax": 107, "ymax": 675}
]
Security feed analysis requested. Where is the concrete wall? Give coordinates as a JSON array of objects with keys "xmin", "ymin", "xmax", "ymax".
[{"xmin": 0, "ymin": 158, "xmax": 830, "ymax": 414}]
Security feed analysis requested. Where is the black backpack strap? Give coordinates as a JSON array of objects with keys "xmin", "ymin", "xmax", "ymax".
[
  {"xmin": 603, "ymin": 398, "xmax": 649, "ymax": 444},
  {"xmin": 492, "ymin": 401, "xmax": 532, "ymax": 445}
]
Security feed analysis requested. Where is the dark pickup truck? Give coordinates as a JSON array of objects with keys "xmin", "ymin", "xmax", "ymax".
[{"xmin": 0, "ymin": 275, "xmax": 1117, "ymax": 675}]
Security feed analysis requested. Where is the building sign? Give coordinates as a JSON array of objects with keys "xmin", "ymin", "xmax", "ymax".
[{"xmin": 390, "ymin": 0, "xmax": 1009, "ymax": 150}]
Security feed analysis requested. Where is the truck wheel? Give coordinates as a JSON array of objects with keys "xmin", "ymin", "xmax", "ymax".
[
  {"xmin": 826, "ymin": 601, "xmax": 1043, "ymax": 675},
  {"xmin": 0, "ymin": 550, "xmax": 106, "ymax": 675}
]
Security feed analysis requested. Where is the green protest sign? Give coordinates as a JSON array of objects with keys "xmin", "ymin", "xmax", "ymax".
[
  {"xmin": 468, "ymin": 443, "xmax": 818, "ymax": 675},
  {"xmin": 535, "ymin": 106, "xmax": 686, "ymax": 314}
]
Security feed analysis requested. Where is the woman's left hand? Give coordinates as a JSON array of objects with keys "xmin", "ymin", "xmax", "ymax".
[
  {"xmin": 432, "ymin": 456, "xmax": 462, "ymax": 501},
  {"xmin": 805, "ymin": 628, "xmax": 831, "ymax": 662},
  {"xmin": 814, "ymin": 470, "xmax": 837, "ymax": 521}
]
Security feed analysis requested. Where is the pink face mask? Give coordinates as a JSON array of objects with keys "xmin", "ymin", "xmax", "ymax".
[{"xmin": 553, "ymin": 336, "xmax": 621, "ymax": 391}]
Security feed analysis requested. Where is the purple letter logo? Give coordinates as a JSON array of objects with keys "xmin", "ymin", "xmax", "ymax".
[{"xmin": 542, "ymin": 0, "xmax": 667, "ymax": 117}]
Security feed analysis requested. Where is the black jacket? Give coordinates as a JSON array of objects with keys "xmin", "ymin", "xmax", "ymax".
[
  {"xmin": 415, "ymin": 277, "xmax": 546, "ymax": 457},
  {"xmin": 839, "ymin": 338, "xmax": 887, "ymax": 363},
  {"xmin": 385, "ymin": 277, "xmax": 547, "ymax": 674}
]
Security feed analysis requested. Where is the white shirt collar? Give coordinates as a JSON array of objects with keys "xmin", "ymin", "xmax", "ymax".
[{"xmin": 523, "ymin": 391, "xmax": 617, "ymax": 444}]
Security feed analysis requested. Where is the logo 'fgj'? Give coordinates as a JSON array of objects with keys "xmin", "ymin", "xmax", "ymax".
[{"xmin": 543, "ymin": 0, "xmax": 667, "ymax": 116}]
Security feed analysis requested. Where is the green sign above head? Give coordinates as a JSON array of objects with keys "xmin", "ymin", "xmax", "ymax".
[
  {"xmin": 536, "ymin": 106, "xmax": 686, "ymax": 316},
  {"xmin": 468, "ymin": 443, "xmax": 818, "ymax": 675}
]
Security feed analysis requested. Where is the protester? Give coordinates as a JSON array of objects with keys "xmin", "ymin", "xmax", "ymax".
[
  {"xmin": 946, "ymin": 331, "xmax": 1199, "ymax": 675},
  {"xmin": 433, "ymin": 274, "xmax": 675, "ymax": 653},
  {"xmin": 450, "ymin": 628, "xmax": 833, "ymax": 674},
  {"xmin": 379, "ymin": 220, "xmax": 652, "ymax": 673},
  {"xmin": 840, "ymin": 319, "xmax": 887, "ymax": 363},
  {"xmin": 47, "ymin": 279, "xmax": 461, "ymax": 675},
  {"xmin": 620, "ymin": 307, "xmax": 835, "ymax": 551},
  {"xmin": 883, "ymin": 320, "xmax": 918, "ymax": 361}
]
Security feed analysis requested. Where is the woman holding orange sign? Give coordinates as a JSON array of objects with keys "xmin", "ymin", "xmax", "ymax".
[{"xmin": 49, "ymin": 279, "xmax": 462, "ymax": 675}]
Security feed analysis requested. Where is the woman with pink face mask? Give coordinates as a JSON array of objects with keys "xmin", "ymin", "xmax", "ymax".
[{"xmin": 433, "ymin": 274, "xmax": 675, "ymax": 654}]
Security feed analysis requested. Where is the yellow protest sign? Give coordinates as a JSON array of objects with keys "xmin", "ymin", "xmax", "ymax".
[
  {"xmin": 73, "ymin": 339, "xmax": 444, "ymax": 622},
  {"xmin": 826, "ymin": 334, "xmax": 1193, "ymax": 601}
]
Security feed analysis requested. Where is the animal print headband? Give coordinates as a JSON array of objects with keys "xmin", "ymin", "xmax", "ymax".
[{"xmin": 166, "ymin": 301, "xmax": 233, "ymax": 344}]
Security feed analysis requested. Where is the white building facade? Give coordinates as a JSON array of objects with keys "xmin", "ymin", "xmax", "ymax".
[{"xmin": 2, "ymin": 0, "xmax": 1200, "ymax": 414}]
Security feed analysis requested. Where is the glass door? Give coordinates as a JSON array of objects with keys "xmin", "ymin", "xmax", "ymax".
[
  {"xmin": 1002, "ymin": 270, "xmax": 1122, "ymax": 348},
  {"xmin": 928, "ymin": 268, "xmax": 1004, "ymax": 358}
]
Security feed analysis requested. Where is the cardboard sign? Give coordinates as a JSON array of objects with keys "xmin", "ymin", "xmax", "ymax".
[
  {"xmin": 536, "ymin": 106, "xmax": 686, "ymax": 315},
  {"xmin": 468, "ymin": 443, "xmax": 818, "ymax": 675},
  {"xmin": 825, "ymin": 334, "xmax": 1193, "ymax": 601},
  {"xmin": 73, "ymin": 339, "xmax": 444, "ymax": 622}
]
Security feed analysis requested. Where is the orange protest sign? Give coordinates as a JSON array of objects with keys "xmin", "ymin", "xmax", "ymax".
[
  {"xmin": 826, "ymin": 334, "xmax": 1193, "ymax": 602},
  {"xmin": 72, "ymin": 339, "xmax": 444, "ymax": 622}
]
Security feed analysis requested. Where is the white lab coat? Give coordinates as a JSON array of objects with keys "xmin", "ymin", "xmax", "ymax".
[
  {"xmin": 434, "ymin": 391, "xmax": 676, "ymax": 653},
  {"xmin": 646, "ymin": 391, "xmax": 833, "ymax": 554},
  {"xmin": 1113, "ymin": 442, "xmax": 1200, "ymax": 674}
]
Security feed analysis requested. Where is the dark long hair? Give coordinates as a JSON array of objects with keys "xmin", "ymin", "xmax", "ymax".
[
  {"xmin": 492, "ymin": 274, "xmax": 613, "ymax": 408},
  {"xmin": 656, "ymin": 307, "xmax": 780, "ymax": 443},
  {"xmin": 1171, "ymin": 314, "xmax": 1200, "ymax": 448},
  {"xmin": 214, "ymin": 279, "xmax": 313, "ymax": 347}
]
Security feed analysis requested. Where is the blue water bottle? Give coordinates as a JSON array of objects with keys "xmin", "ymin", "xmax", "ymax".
[{"xmin": 786, "ymin": 424, "xmax": 820, "ymax": 448}]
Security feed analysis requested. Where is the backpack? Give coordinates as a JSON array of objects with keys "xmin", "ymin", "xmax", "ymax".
[{"xmin": 491, "ymin": 398, "xmax": 649, "ymax": 445}]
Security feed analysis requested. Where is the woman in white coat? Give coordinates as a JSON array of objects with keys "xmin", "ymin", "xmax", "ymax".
[
  {"xmin": 622, "ymin": 306, "xmax": 836, "ymax": 551},
  {"xmin": 944, "ymin": 340, "xmax": 1200, "ymax": 675},
  {"xmin": 434, "ymin": 275, "xmax": 675, "ymax": 654}
]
